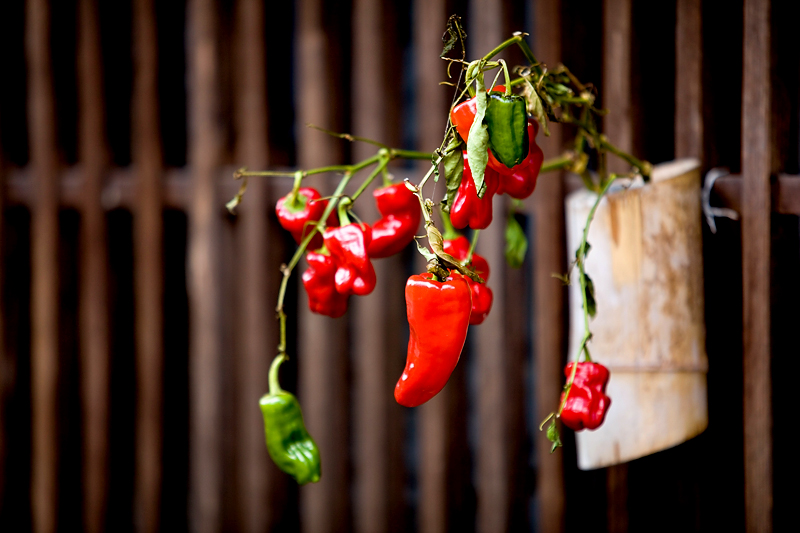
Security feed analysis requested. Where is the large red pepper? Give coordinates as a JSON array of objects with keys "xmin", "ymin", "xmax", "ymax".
[
  {"xmin": 301, "ymin": 251, "xmax": 348, "ymax": 318},
  {"xmin": 323, "ymin": 223, "xmax": 377, "ymax": 296},
  {"xmin": 394, "ymin": 272, "xmax": 472, "ymax": 407},
  {"xmin": 276, "ymin": 187, "xmax": 338, "ymax": 250},
  {"xmin": 494, "ymin": 119, "xmax": 544, "ymax": 199},
  {"xmin": 442, "ymin": 236, "xmax": 493, "ymax": 325},
  {"xmin": 367, "ymin": 183, "xmax": 421, "ymax": 258},
  {"xmin": 560, "ymin": 362, "xmax": 611, "ymax": 431},
  {"xmin": 449, "ymin": 153, "xmax": 500, "ymax": 230}
]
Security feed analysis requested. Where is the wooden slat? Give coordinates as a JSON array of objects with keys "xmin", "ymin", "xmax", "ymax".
[
  {"xmin": 187, "ymin": 0, "xmax": 224, "ymax": 531},
  {"xmin": 530, "ymin": 1, "xmax": 566, "ymax": 531},
  {"xmin": 76, "ymin": 1, "xmax": 110, "ymax": 531},
  {"xmin": 469, "ymin": 2, "xmax": 511, "ymax": 532},
  {"xmin": 603, "ymin": 0, "xmax": 633, "ymax": 176},
  {"xmin": 411, "ymin": 1, "xmax": 450, "ymax": 531},
  {"xmin": 675, "ymin": 0, "xmax": 703, "ymax": 160},
  {"xmin": 713, "ymin": 174, "xmax": 800, "ymax": 215},
  {"xmin": 741, "ymin": 0, "xmax": 773, "ymax": 531},
  {"xmin": 296, "ymin": 1, "xmax": 350, "ymax": 532},
  {"xmin": 602, "ymin": 0, "xmax": 632, "ymax": 529},
  {"xmin": 350, "ymin": 2, "xmax": 406, "ymax": 532},
  {"xmin": 27, "ymin": 0, "xmax": 61, "ymax": 531},
  {"xmin": 132, "ymin": 0, "xmax": 164, "ymax": 530},
  {"xmin": 0, "ymin": 91, "xmax": 6, "ymax": 513},
  {"xmin": 232, "ymin": 0, "xmax": 284, "ymax": 531}
]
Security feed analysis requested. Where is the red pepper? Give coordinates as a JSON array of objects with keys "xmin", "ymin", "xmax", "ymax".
[
  {"xmin": 442, "ymin": 236, "xmax": 493, "ymax": 325},
  {"xmin": 275, "ymin": 187, "xmax": 338, "ymax": 250},
  {"xmin": 367, "ymin": 183, "xmax": 421, "ymax": 258},
  {"xmin": 449, "ymin": 153, "xmax": 500, "ymax": 230},
  {"xmin": 323, "ymin": 223, "xmax": 377, "ymax": 296},
  {"xmin": 394, "ymin": 272, "xmax": 472, "ymax": 407},
  {"xmin": 494, "ymin": 119, "xmax": 545, "ymax": 199},
  {"xmin": 301, "ymin": 251, "xmax": 348, "ymax": 318},
  {"xmin": 450, "ymin": 85, "xmax": 506, "ymax": 144},
  {"xmin": 560, "ymin": 362, "xmax": 611, "ymax": 431}
]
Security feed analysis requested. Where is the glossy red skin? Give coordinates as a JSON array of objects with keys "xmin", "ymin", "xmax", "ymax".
[
  {"xmin": 560, "ymin": 362, "xmax": 611, "ymax": 431},
  {"xmin": 368, "ymin": 183, "xmax": 421, "ymax": 258},
  {"xmin": 323, "ymin": 223, "xmax": 376, "ymax": 296},
  {"xmin": 450, "ymin": 85, "xmax": 506, "ymax": 144},
  {"xmin": 494, "ymin": 120, "xmax": 545, "ymax": 199},
  {"xmin": 276, "ymin": 187, "xmax": 339, "ymax": 250},
  {"xmin": 395, "ymin": 272, "xmax": 472, "ymax": 407},
  {"xmin": 450, "ymin": 153, "xmax": 500, "ymax": 230},
  {"xmin": 442, "ymin": 237, "xmax": 493, "ymax": 325},
  {"xmin": 490, "ymin": 119, "xmax": 543, "ymax": 175},
  {"xmin": 301, "ymin": 252, "xmax": 348, "ymax": 318}
]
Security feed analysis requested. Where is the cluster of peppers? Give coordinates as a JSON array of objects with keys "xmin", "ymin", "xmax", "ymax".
[
  {"xmin": 448, "ymin": 85, "xmax": 545, "ymax": 230},
  {"xmin": 276, "ymin": 181, "xmax": 422, "ymax": 318},
  {"xmin": 258, "ymin": 47, "xmax": 616, "ymax": 485}
]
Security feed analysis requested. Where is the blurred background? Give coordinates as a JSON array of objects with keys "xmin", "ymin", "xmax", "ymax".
[{"xmin": 0, "ymin": 0, "xmax": 796, "ymax": 531}]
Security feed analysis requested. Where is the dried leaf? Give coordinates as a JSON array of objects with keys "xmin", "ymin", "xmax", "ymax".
[{"xmin": 442, "ymin": 135, "xmax": 464, "ymax": 212}]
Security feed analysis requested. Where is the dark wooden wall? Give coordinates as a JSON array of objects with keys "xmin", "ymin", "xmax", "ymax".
[{"xmin": 0, "ymin": 0, "xmax": 795, "ymax": 532}]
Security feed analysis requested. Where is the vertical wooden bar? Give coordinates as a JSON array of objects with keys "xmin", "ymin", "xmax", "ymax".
[
  {"xmin": 469, "ymin": 2, "xmax": 511, "ymax": 532},
  {"xmin": 233, "ymin": 0, "xmax": 282, "ymax": 531},
  {"xmin": 675, "ymin": 0, "xmax": 703, "ymax": 160},
  {"xmin": 187, "ymin": 0, "xmax": 223, "ymax": 531},
  {"xmin": 0, "ymin": 96, "xmax": 6, "ymax": 512},
  {"xmin": 530, "ymin": 1, "xmax": 566, "ymax": 532},
  {"xmin": 351, "ymin": 2, "xmax": 406, "ymax": 532},
  {"xmin": 27, "ymin": 0, "xmax": 60, "ymax": 531},
  {"xmin": 603, "ymin": 0, "xmax": 632, "ymax": 529},
  {"xmin": 741, "ymin": 0, "xmax": 772, "ymax": 530},
  {"xmin": 296, "ymin": 1, "xmax": 350, "ymax": 532},
  {"xmin": 132, "ymin": 0, "xmax": 164, "ymax": 530},
  {"xmin": 296, "ymin": 4, "xmax": 349, "ymax": 533},
  {"xmin": 412, "ymin": 1, "xmax": 449, "ymax": 531},
  {"xmin": 77, "ymin": 1, "xmax": 110, "ymax": 531},
  {"xmin": 603, "ymin": 0, "xmax": 633, "ymax": 176}
]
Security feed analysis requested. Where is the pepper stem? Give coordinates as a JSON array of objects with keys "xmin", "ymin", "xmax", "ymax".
[
  {"xmin": 337, "ymin": 197, "xmax": 352, "ymax": 226},
  {"xmin": 440, "ymin": 209, "xmax": 460, "ymax": 240},
  {"xmin": 269, "ymin": 354, "xmax": 287, "ymax": 395},
  {"xmin": 467, "ymin": 229, "xmax": 480, "ymax": 263},
  {"xmin": 287, "ymin": 170, "xmax": 305, "ymax": 210}
]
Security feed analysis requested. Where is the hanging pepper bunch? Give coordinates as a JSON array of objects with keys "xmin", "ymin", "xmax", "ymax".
[{"xmin": 226, "ymin": 15, "xmax": 652, "ymax": 484}]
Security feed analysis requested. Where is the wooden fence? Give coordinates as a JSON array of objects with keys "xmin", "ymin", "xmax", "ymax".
[{"xmin": 0, "ymin": 0, "xmax": 795, "ymax": 531}]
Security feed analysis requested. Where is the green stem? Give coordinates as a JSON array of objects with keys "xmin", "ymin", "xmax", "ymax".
[
  {"xmin": 558, "ymin": 174, "xmax": 618, "ymax": 415},
  {"xmin": 337, "ymin": 198, "xmax": 352, "ymax": 226},
  {"xmin": 275, "ymin": 173, "xmax": 353, "ymax": 357},
  {"xmin": 269, "ymin": 354, "xmax": 287, "ymax": 395},
  {"xmin": 598, "ymin": 136, "xmax": 653, "ymax": 180},
  {"xmin": 467, "ymin": 229, "xmax": 480, "ymax": 263},
  {"xmin": 390, "ymin": 149, "xmax": 435, "ymax": 160},
  {"xmin": 351, "ymin": 158, "xmax": 390, "ymax": 202},
  {"xmin": 540, "ymin": 154, "xmax": 574, "ymax": 174},
  {"xmin": 440, "ymin": 209, "xmax": 460, "ymax": 240}
]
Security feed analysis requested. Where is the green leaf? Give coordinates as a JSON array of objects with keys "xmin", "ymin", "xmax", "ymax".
[
  {"xmin": 442, "ymin": 136, "xmax": 464, "ymax": 213},
  {"xmin": 583, "ymin": 273, "xmax": 597, "ymax": 318},
  {"xmin": 546, "ymin": 418, "xmax": 562, "ymax": 453},
  {"xmin": 415, "ymin": 240, "xmax": 437, "ymax": 262},
  {"xmin": 466, "ymin": 75, "xmax": 490, "ymax": 198},
  {"xmin": 504, "ymin": 213, "xmax": 528, "ymax": 268}
]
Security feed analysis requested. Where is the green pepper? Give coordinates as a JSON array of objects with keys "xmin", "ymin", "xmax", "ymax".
[
  {"xmin": 259, "ymin": 355, "xmax": 321, "ymax": 485},
  {"xmin": 484, "ymin": 93, "xmax": 529, "ymax": 168}
]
